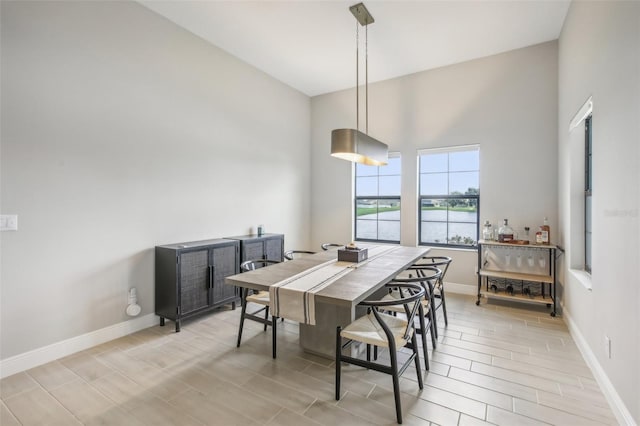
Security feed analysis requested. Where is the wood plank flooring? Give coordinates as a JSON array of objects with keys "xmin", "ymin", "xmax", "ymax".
[{"xmin": 0, "ymin": 294, "xmax": 617, "ymax": 425}]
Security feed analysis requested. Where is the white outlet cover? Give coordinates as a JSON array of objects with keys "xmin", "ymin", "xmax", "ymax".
[{"xmin": 0, "ymin": 215, "xmax": 18, "ymax": 231}]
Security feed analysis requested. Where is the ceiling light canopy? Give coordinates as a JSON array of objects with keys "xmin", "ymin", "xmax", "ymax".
[{"xmin": 331, "ymin": 2, "xmax": 388, "ymax": 166}]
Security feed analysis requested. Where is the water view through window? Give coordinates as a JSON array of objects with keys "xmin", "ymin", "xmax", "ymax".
[
  {"xmin": 419, "ymin": 146, "xmax": 479, "ymax": 247},
  {"xmin": 355, "ymin": 155, "xmax": 401, "ymax": 243}
]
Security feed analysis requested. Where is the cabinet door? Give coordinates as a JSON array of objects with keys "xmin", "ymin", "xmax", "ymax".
[
  {"xmin": 243, "ymin": 240, "xmax": 264, "ymax": 262},
  {"xmin": 211, "ymin": 244, "xmax": 237, "ymax": 303},
  {"xmin": 265, "ymin": 237, "xmax": 283, "ymax": 261},
  {"xmin": 179, "ymin": 249, "xmax": 210, "ymax": 315}
]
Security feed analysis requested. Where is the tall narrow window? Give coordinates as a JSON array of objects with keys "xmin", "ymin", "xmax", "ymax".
[
  {"xmin": 354, "ymin": 154, "xmax": 401, "ymax": 243},
  {"xmin": 584, "ymin": 115, "xmax": 592, "ymax": 273},
  {"xmin": 418, "ymin": 146, "xmax": 479, "ymax": 247}
]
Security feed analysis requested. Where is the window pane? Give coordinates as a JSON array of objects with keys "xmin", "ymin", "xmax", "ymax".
[
  {"xmin": 421, "ymin": 222, "xmax": 447, "ymax": 245},
  {"xmin": 356, "ymin": 199, "xmax": 378, "ymax": 219},
  {"xmin": 379, "ymin": 157, "xmax": 401, "ymax": 176},
  {"xmin": 356, "ymin": 163, "xmax": 378, "ymax": 177},
  {"xmin": 448, "ymin": 202, "xmax": 478, "ymax": 223},
  {"xmin": 378, "ymin": 220, "xmax": 400, "ymax": 242},
  {"xmin": 379, "ymin": 176, "xmax": 401, "ymax": 196},
  {"xmin": 585, "ymin": 231, "xmax": 592, "ymax": 271},
  {"xmin": 447, "ymin": 222, "xmax": 477, "ymax": 246},
  {"xmin": 420, "ymin": 153, "xmax": 447, "ymax": 173},
  {"xmin": 378, "ymin": 199, "xmax": 401, "ymax": 220},
  {"xmin": 585, "ymin": 195, "xmax": 592, "ymax": 233},
  {"xmin": 421, "ymin": 199, "xmax": 447, "ymax": 221},
  {"xmin": 420, "ymin": 173, "xmax": 448, "ymax": 195},
  {"xmin": 449, "ymin": 172, "xmax": 479, "ymax": 195},
  {"xmin": 449, "ymin": 150, "xmax": 479, "ymax": 172},
  {"xmin": 356, "ymin": 220, "xmax": 377, "ymax": 240},
  {"xmin": 355, "ymin": 177, "xmax": 377, "ymax": 196}
]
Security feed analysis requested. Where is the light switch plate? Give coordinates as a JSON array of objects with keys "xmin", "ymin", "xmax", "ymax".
[{"xmin": 0, "ymin": 215, "xmax": 18, "ymax": 231}]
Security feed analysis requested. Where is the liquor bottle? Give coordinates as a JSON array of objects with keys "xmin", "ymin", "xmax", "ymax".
[
  {"xmin": 482, "ymin": 221, "xmax": 493, "ymax": 241},
  {"xmin": 536, "ymin": 227, "xmax": 543, "ymax": 244},
  {"xmin": 541, "ymin": 217, "xmax": 550, "ymax": 245},
  {"xmin": 498, "ymin": 219, "xmax": 514, "ymax": 243}
]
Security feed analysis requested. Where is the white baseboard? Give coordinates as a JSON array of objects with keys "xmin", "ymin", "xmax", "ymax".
[
  {"xmin": 562, "ymin": 304, "xmax": 636, "ymax": 425},
  {"xmin": 0, "ymin": 314, "xmax": 158, "ymax": 379},
  {"xmin": 444, "ymin": 281, "xmax": 477, "ymax": 296}
]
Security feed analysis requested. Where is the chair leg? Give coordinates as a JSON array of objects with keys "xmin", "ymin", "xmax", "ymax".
[
  {"xmin": 412, "ymin": 329, "xmax": 424, "ymax": 390},
  {"xmin": 366, "ymin": 344, "xmax": 371, "ymax": 362},
  {"xmin": 237, "ymin": 288, "xmax": 248, "ymax": 348},
  {"xmin": 374, "ymin": 345, "xmax": 378, "ymax": 360},
  {"xmin": 264, "ymin": 305, "xmax": 269, "ymax": 332},
  {"xmin": 417, "ymin": 305, "xmax": 430, "ymax": 371},
  {"xmin": 428, "ymin": 282, "xmax": 439, "ymax": 340},
  {"xmin": 335, "ymin": 327, "xmax": 342, "ymax": 401},
  {"xmin": 272, "ymin": 316, "xmax": 277, "ymax": 359},
  {"xmin": 440, "ymin": 285, "xmax": 449, "ymax": 326},
  {"xmin": 389, "ymin": 347, "xmax": 403, "ymax": 424}
]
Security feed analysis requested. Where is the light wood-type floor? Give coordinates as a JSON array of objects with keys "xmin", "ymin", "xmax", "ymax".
[{"xmin": 1, "ymin": 294, "xmax": 617, "ymax": 425}]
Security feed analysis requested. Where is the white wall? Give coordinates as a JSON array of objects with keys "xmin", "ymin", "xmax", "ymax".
[
  {"xmin": 311, "ymin": 41, "xmax": 558, "ymax": 288},
  {"xmin": 558, "ymin": 1, "xmax": 640, "ymax": 422},
  {"xmin": 0, "ymin": 1, "xmax": 311, "ymax": 361}
]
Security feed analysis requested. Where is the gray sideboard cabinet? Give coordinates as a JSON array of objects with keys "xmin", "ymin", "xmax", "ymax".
[
  {"xmin": 155, "ymin": 238, "xmax": 240, "ymax": 332},
  {"xmin": 225, "ymin": 233, "xmax": 284, "ymax": 264}
]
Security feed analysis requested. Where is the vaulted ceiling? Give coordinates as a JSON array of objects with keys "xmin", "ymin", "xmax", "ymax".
[{"xmin": 140, "ymin": 1, "xmax": 570, "ymax": 96}]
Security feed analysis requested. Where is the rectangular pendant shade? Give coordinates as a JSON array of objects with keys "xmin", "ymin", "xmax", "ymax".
[{"xmin": 331, "ymin": 128, "xmax": 388, "ymax": 166}]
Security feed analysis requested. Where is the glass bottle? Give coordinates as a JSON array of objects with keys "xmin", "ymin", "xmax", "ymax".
[
  {"xmin": 541, "ymin": 217, "xmax": 550, "ymax": 245},
  {"xmin": 482, "ymin": 221, "xmax": 493, "ymax": 241},
  {"xmin": 498, "ymin": 219, "xmax": 514, "ymax": 243}
]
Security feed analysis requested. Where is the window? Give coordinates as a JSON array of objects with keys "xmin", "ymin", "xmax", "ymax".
[
  {"xmin": 569, "ymin": 96, "xmax": 593, "ymax": 278},
  {"xmin": 354, "ymin": 154, "xmax": 401, "ymax": 243},
  {"xmin": 584, "ymin": 115, "xmax": 592, "ymax": 273},
  {"xmin": 418, "ymin": 146, "xmax": 479, "ymax": 247}
]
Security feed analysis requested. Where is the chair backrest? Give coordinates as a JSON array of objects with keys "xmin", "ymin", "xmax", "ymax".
[
  {"xmin": 240, "ymin": 259, "xmax": 280, "ymax": 272},
  {"xmin": 394, "ymin": 266, "xmax": 442, "ymax": 299},
  {"xmin": 320, "ymin": 243, "xmax": 344, "ymax": 251},
  {"xmin": 360, "ymin": 283, "xmax": 425, "ymax": 343},
  {"xmin": 283, "ymin": 250, "xmax": 317, "ymax": 261},
  {"xmin": 415, "ymin": 256, "xmax": 451, "ymax": 285}
]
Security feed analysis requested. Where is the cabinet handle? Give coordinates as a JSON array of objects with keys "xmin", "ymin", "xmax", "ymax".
[{"xmin": 208, "ymin": 266, "xmax": 213, "ymax": 289}]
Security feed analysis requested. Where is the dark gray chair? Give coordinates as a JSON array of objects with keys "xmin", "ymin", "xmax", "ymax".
[
  {"xmin": 336, "ymin": 282, "xmax": 425, "ymax": 424},
  {"xmin": 237, "ymin": 259, "xmax": 280, "ymax": 358},
  {"xmin": 411, "ymin": 256, "xmax": 452, "ymax": 333},
  {"xmin": 283, "ymin": 250, "xmax": 316, "ymax": 260},
  {"xmin": 321, "ymin": 243, "xmax": 343, "ymax": 251}
]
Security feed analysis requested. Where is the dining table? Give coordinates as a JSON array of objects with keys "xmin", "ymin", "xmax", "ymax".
[{"xmin": 225, "ymin": 244, "xmax": 430, "ymax": 358}]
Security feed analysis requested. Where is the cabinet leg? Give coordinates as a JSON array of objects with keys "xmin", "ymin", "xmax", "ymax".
[
  {"xmin": 175, "ymin": 320, "xmax": 181, "ymax": 333},
  {"xmin": 160, "ymin": 317, "xmax": 165, "ymax": 326}
]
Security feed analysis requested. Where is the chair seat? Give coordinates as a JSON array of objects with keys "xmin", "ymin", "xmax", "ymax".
[
  {"xmin": 340, "ymin": 312, "xmax": 409, "ymax": 348},
  {"xmin": 381, "ymin": 291, "xmax": 430, "ymax": 313},
  {"xmin": 246, "ymin": 290, "xmax": 270, "ymax": 306}
]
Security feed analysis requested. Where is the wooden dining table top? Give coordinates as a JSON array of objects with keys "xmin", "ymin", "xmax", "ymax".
[{"xmin": 225, "ymin": 245, "xmax": 430, "ymax": 308}]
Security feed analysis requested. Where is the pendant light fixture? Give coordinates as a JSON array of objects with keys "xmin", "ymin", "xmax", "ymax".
[{"xmin": 330, "ymin": 2, "xmax": 388, "ymax": 166}]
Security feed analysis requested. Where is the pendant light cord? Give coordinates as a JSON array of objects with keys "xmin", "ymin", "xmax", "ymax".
[{"xmin": 356, "ymin": 20, "xmax": 359, "ymax": 132}]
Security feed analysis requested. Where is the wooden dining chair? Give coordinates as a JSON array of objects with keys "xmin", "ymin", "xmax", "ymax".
[
  {"xmin": 336, "ymin": 282, "xmax": 425, "ymax": 424},
  {"xmin": 410, "ymin": 256, "xmax": 452, "ymax": 334},
  {"xmin": 320, "ymin": 243, "xmax": 343, "ymax": 251},
  {"xmin": 283, "ymin": 250, "xmax": 316, "ymax": 260},
  {"xmin": 383, "ymin": 266, "xmax": 442, "ymax": 370},
  {"xmin": 236, "ymin": 259, "xmax": 280, "ymax": 358}
]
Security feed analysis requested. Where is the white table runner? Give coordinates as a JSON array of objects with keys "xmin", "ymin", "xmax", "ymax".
[{"xmin": 270, "ymin": 246, "xmax": 397, "ymax": 324}]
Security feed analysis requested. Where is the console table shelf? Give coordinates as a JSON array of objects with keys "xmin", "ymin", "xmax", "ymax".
[{"xmin": 476, "ymin": 240, "xmax": 557, "ymax": 316}]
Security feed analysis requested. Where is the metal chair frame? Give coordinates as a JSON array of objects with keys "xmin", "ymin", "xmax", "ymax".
[
  {"xmin": 236, "ymin": 259, "xmax": 280, "ymax": 358},
  {"xmin": 410, "ymin": 256, "xmax": 452, "ymax": 335},
  {"xmin": 283, "ymin": 250, "xmax": 317, "ymax": 260},
  {"xmin": 336, "ymin": 283, "xmax": 425, "ymax": 424},
  {"xmin": 390, "ymin": 267, "xmax": 442, "ymax": 369}
]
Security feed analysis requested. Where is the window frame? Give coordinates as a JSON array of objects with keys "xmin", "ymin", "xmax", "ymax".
[
  {"xmin": 584, "ymin": 114, "xmax": 592, "ymax": 274},
  {"xmin": 354, "ymin": 153, "xmax": 401, "ymax": 244},
  {"xmin": 418, "ymin": 145, "xmax": 480, "ymax": 249}
]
